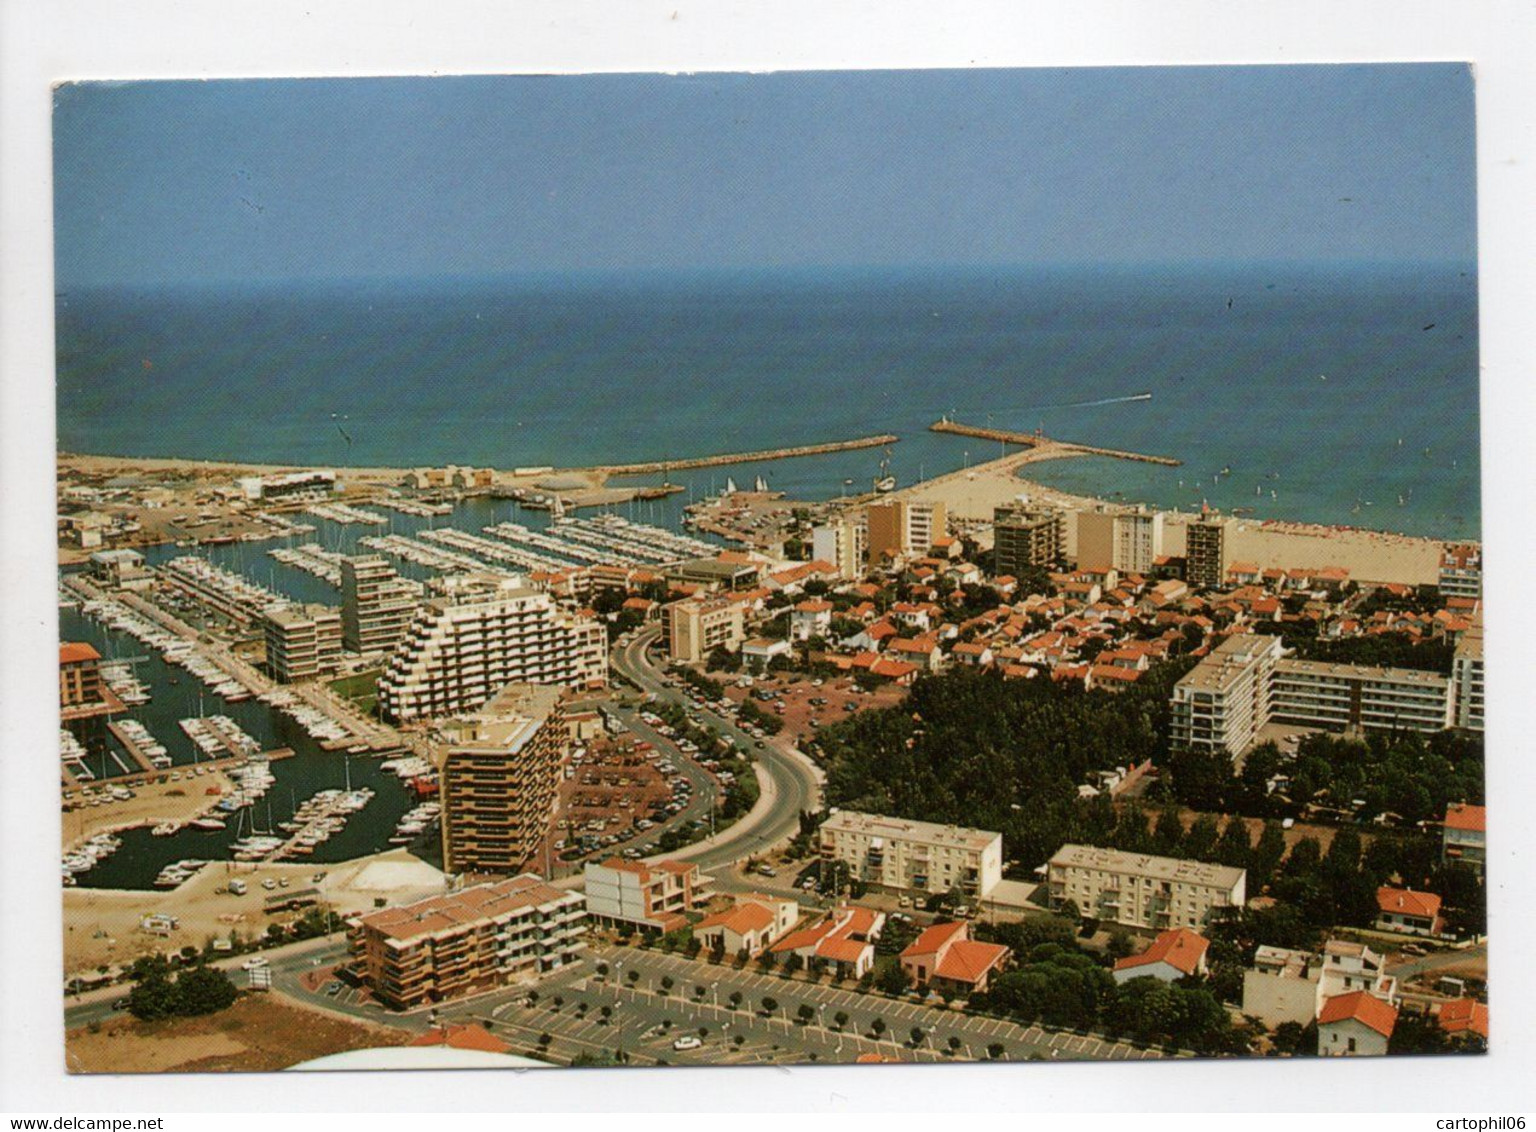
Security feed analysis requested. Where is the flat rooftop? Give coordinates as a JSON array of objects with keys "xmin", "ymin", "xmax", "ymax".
[
  {"xmin": 1274, "ymin": 657, "xmax": 1449, "ymax": 688},
  {"xmin": 1176, "ymin": 634, "xmax": 1282, "ymax": 693},
  {"xmin": 1049, "ymin": 843, "xmax": 1245, "ymax": 889},
  {"xmin": 434, "ymin": 683, "xmax": 563, "ymax": 754},
  {"xmin": 353, "ymin": 874, "xmax": 573, "ymax": 945},
  {"xmin": 821, "ymin": 809, "xmax": 1000, "ymax": 853}
]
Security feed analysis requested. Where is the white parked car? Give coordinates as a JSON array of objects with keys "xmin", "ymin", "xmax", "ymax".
[
  {"xmin": 672, "ymin": 1036, "xmax": 703, "ymax": 1051},
  {"xmin": 241, "ymin": 956, "xmax": 269, "ymax": 970}
]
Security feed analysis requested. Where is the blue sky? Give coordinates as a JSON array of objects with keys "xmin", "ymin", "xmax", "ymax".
[{"xmin": 52, "ymin": 65, "xmax": 1476, "ymax": 288}]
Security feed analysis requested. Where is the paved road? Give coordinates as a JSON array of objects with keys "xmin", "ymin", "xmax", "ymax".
[
  {"xmin": 63, "ymin": 932, "xmax": 351, "ymax": 1029},
  {"xmin": 1386, "ymin": 940, "xmax": 1487, "ymax": 982},
  {"xmin": 610, "ymin": 627, "xmax": 822, "ymax": 888}
]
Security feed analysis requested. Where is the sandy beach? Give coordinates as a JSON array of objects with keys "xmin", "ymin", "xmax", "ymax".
[{"xmin": 896, "ymin": 444, "xmax": 1453, "ymax": 586}]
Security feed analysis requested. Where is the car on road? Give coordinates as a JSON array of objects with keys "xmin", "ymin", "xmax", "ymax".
[
  {"xmin": 241, "ymin": 957, "xmax": 270, "ymax": 970},
  {"xmin": 324, "ymin": 982, "xmax": 342, "ymax": 996},
  {"xmin": 756, "ymin": 865, "xmax": 777, "ymax": 877},
  {"xmin": 672, "ymin": 1036, "xmax": 703, "ymax": 1051},
  {"xmin": 261, "ymin": 879, "xmax": 277, "ymax": 891}
]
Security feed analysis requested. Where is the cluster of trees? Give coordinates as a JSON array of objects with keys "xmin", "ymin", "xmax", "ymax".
[
  {"xmin": 125, "ymin": 955, "xmax": 238, "ymax": 1022},
  {"xmin": 1168, "ymin": 729, "xmax": 1483, "ymax": 828},
  {"xmin": 964, "ymin": 919, "xmax": 1246, "ymax": 1054},
  {"xmin": 817, "ymin": 661, "xmax": 1197, "ymax": 867}
]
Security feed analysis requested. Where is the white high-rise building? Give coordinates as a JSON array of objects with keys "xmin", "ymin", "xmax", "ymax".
[
  {"xmin": 341, "ymin": 555, "xmax": 421, "ymax": 656},
  {"xmin": 377, "ymin": 573, "xmax": 607, "ymax": 723}
]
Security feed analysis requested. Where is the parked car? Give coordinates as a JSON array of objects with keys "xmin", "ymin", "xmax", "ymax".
[
  {"xmin": 241, "ymin": 957, "xmax": 269, "ymax": 970},
  {"xmin": 672, "ymin": 1036, "xmax": 703, "ymax": 1051}
]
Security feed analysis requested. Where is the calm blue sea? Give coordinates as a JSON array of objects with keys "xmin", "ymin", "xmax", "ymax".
[{"xmin": 56, "ymin": 262, "xmax": 1481, "ymax": 538}]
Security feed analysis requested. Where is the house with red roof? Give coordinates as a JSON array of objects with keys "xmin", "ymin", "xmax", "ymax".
[
  {"xmin": 1111, "ymin": 928, "xmax": 1210, "ymax": 985},
  {"xmin": 789, "ymin": 599, "xmax": 835, "ymax": 642},
  {"xmin": 1436, "ymin": 997, "xmax": 1489, "ymax": 1044},
  {"xmin": 693, "ymin": 893, "xmax": 800, "ymax": 957},
  {"xmin": 1442, "ymin": 802, "xmax": 1486, "ymax": 875},
  {"xmin": 1375, "ymin": 887, "xmax": 1443, "ymax": 937},
  {"xmin": 899, "ymin": 921, "xmax": 1010, "ymax": 996},
  {"xmin": 770, "ymin": 905, "xmax": 885, "ymax": 978},
  {"xmin": 1317, "ymin": 991, "xmax": 1398, "ymax": 1056}
]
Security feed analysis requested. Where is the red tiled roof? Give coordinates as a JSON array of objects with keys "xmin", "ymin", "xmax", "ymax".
[
  {"xmin": 901, "ymin": 921, "xmax": 967, "ymax": 960},
  {"xmin": 1437, "ymin": 997, "xmax": 1489, "ymax": 1039},
  {"xmin": 408, "ymin": 1023, "xmax": 511, "ymax": 1055},
  {"xmin": 1376, "ymin": 886, "xmax": 1442, "ymax": 921},
  {"xmin": 934, "ymin": 939, "xmax": 1009, "ymax": 985},
  {"xmin": 696, "ymin": 902, "xmax": 775, "ymax": 935},
  {"xmin": 1444, "ymin": 803, "xmax": 1486, "ymax": 833},
  {"xmin": 60, "ymin": 642, "xmax": 101, "ymax": 664},
  {"xmin": 1318, "ymin": 991, "xmax": 1398, "ymax": 1039},
  {"xmin": 1113, "ymin": 928, "xmax": 1209, "ymax": 977}
]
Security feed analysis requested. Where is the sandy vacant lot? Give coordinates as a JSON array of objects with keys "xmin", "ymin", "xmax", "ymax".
[
  {"xmin": 64, "ymin": 848, "xmax": 447, "ymax": 979},
  {"xmin": 65, "ymin": 993, "xmax": 408, "ymax": 1074}
]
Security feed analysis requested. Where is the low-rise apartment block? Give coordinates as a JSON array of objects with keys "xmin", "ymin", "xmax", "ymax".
[
  {"xmin": 582, "ymin": 858, "xmax": 713, "ymax": 933},
  {"xmin": 1046, "ymin": 844, "xmax": 1246, "ymax": 931},
  {"xmin": 819, "ymin": 810, "xmax": 1003, "ymax": 899},
  {"xmin": 1270, "ymin": 657, "xmax": 1452, "ymax": 733},
  {"xmin": 346, "ymin": 875, "xmax": 587, "ymax": 1010},
  {"xmin": 433, "ymin": 683, "xmax": 567, "ymax": 875}
]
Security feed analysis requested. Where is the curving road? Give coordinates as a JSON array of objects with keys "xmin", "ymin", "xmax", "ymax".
[{"xmin": 610, "ymin": 627, "xmax": 822, "ymax": 889}]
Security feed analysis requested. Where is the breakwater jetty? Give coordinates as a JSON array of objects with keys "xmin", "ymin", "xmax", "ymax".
[
  {"xmin": 929, "ymin": 419, "xmax": 1181, "ymax": 466},
  {"xmin": 597, "ymin": 434, "xmax": 899, "ymax": 477}
]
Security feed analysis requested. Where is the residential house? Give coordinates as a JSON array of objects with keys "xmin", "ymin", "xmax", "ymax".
[
  {"xmin": 1317, "ymin": 991, "xmax": 1398, "ymax": 1057},
  {"xmin": 1111, "ymin": 928, "xmax": 1210, "ymax": 985},
  {"xmin": 899, "ymin": 921, "xmax": 1010, "ymax": 996},
  {"xmin": 1375, "ymin": 887, "xmax": 1442, "ymax": 937},
  {"xmin": 771, "ymin": 905, "xmax": 885, "ymax": 979}
]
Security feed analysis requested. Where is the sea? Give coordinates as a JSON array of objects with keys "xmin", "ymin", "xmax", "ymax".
[
  {"xmin": 56, "ymin": 262, "xmax": 1481, "ymax": 889},
  {"xmin": 57, "ymin": 261, "xmax": 1481, "ymax": 540}
]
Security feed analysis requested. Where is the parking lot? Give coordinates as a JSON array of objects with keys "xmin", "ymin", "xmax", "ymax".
[
  {"xmin": 440, "ymin": 944, "xmax": 1172, "ymax": 1067},
  {"xmin": 717, "ymin": 671, "xmax": 907, "ymax": 747}
]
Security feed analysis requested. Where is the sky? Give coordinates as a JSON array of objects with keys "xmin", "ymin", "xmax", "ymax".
[{"xmin": 52, "ymin": 65, "xmax": 1477, "ymax": 288}]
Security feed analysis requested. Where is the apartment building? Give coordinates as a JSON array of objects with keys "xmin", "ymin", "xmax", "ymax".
[
  {"xmin": 59, "ymin": 642, "xmax": 105, "ymax": 708},
  {"xmin": 811, "ymin": 516, "xmax": 868, "ymax": 580},
  {"xmin": 662, "ymin": 594, "xmax": 746, "ymax": 662},
  {"xmin": 377, "ymin": 573, "xmax": 607, "ymax": 723},
  {"xmin": 433, "ymin": 683, "xmax": 567, "ymax": 876},
  {"xmin": 1452, "ymin": 611, "xmax": 1484, "ymax": 732},
  {"xmin": 1046, "ymin": 844, "xmax": 1246, "ymax": 931},
  {"xmin": 1114, "ymin": 507, "xmax": 1164, "ymax": 575},
  {"xmin": 261, "ymin": 603, "xmax": 344, "ymax": 683},
  {"xmin": 1169, "ymin": 634, "xmax": 1284, "ymax": 758},
  {"xmin": 582, "ymin": 858, "xmax": 713, "ymax": 933},
  {"xmin": 819, "ymin": 810, "xmax": 1003, "ymax": 899},
  {"xmin": 340, "ymin": 555, "xmax": 421, "ymax": 656},
  {"xmin": 1185, "ymin": 514, "xmax": 1232, "ymax": 591},
  {"xmin": 1073, "ymin": 507, "xmax": 1163, "ymax": 575},
  {"xmin": 1438, "ymin": 544, "xmax": 1482, "ymax": 600},
  {"xmin": 1442, "ymin": 802, "xmax": 1486, "ymax": 875},
  {"xmin": 346, "ymin": 875, "xmax": 587, "ymax": 1010},
  {"xmin": 865, "ymin": 500, "xmax": 947, "ymax": 563},
  {"xmin": 992, "ymin": 499, "xmax": 1066, "ymax": 575},
  {"xmin": 1270, "ymin": 658, "xmax": 1452, "ymax": 734}
]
